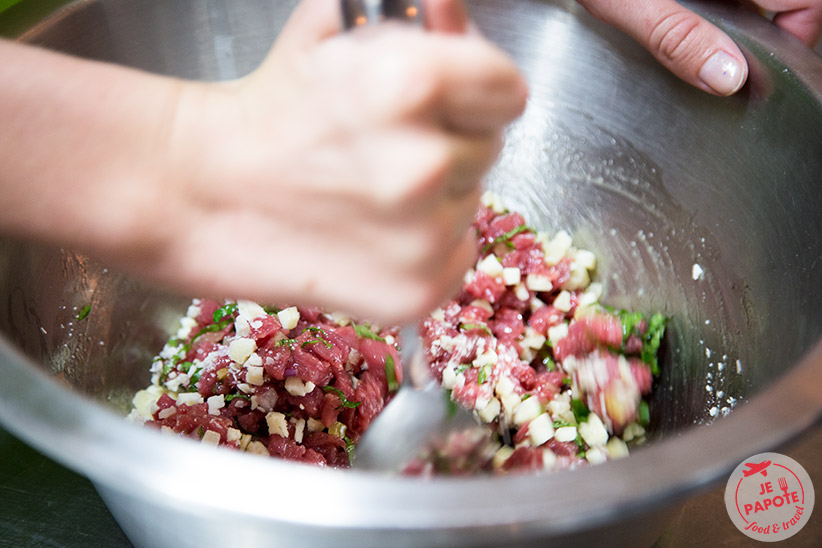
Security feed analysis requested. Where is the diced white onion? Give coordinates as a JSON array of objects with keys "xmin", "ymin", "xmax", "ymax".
[{"xmin": 277, "ymin": 307, "xmax": 300, "ymax": 330}]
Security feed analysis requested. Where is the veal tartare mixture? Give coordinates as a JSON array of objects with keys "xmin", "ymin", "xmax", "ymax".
[{"xmin": 129, "ymin": 192, "xmax": 665, "ymax": 474}]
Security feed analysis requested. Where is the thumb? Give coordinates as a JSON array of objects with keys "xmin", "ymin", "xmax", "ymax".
[
  {"xmin": 772, "ymin": 5, "xmax": 822, "ymax": 47},
  {"xmin": 578, "ymin": 0, "xmax": 748, "ymax": 96}
]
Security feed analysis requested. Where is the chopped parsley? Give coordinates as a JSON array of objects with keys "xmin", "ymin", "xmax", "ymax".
[
  {"xmin": 159, "ymin": 362, "xmax": 173, "ymax": 383},
  {"xmin": 186, "ymin": 317, "xmax": 234, "ymax": 350},
  {"xmin": 302, "ymin": 338, "xmax": 333, "ymax": 349},
  {"xmin": 615, "ymin": 309, "xmax": 667, "ymax": 375},
  {"xmin": 75, "ymin": 304, "xmax": 91, "ymax": 321},
  {"xmin": 385, "ymin": 354, "xmax": 399, "ymax": 392},
  {"xmin": 212, "ymin": 303, "xmax": 238, "ymax": 323},
  {"xmin": 354, "ymin": 323, "xmax": 385, "ymax": 342},
  {"xmin": 459, "ymin": 323, "xmax": 493, "ymax": 336},
  {"xmin": 478, "ymin": 363, "xmax": 491, "ymax": 384},
  {"xmin": 278, "ymin": 338, "xmax": 299, "ymax": 348},
  {"xmin": 224, "ymin": 394, "xmax": 251, "ymax": 403},
  {"xmin": 187, "ymin": 370, "xmax": 201, "ymax": 391},
  {"xmin": 179, "ymin": 361, "xmax": 194, "ymax": 373},
  {"xmin": 322, "ymin": 386, "xmax": 362, "ymax": 408},
  {"xmin": 444, "ymin": 390, "xmax": 459, "ymax": 419},
  {"xmin": 344, "ymin": 436, "xmax": 356, "ymax": 461},
  {"xmin": 481, "ymin": 224, "xmax": 532, "ymax": 253},
  {"xmin": 638, "ymin": 400, "xmax": 651, "ymax": 426},
  {"xmin": 642, "ymin": 314, "xmax": 666, "ymax": 376},
  {"xmin": 571, "ymin": 398, "xmax": 590, "ymax": 423}
]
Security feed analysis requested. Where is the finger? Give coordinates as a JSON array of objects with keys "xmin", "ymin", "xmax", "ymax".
[
  {"xmin": 425, "ymin": 0, "xmax": 470, "ymax": 33},
  {"xmin": 578, "ymin": 0, "xmax": 748, "ymax": 96},
  {"xmin": 349, "ymin": 125, "xmax": 499, "ymax": 210},
  {"xmin": 431, "ymin": 36, "xmax": 528, "ymax": 133},
  {"xmin": 772, "ymin": 7, "xmax": 822, "ymax": 47},
  {"xmin": 427, "ymin": 228, "xmax": 481, "ymax": 308},
  {"xmin": 441, "ymin": 132, "xmax": 503, "ymax": 198},
  {"xmin": 275, "ymin": 0, "xmax": 342, "ymax": 53}
]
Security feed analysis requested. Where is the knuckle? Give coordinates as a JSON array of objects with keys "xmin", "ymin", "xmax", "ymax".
[
  {"xmin": 398, "ymin": 60, "xmax": 442, "ymax": 115},
  {"xmin": 648, "ymin": 11, "xmax": 703, "ymax": 63}
]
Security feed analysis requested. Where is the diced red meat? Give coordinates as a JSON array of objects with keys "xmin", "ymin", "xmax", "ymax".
[
  {"xmin": 464, "ymin": 271, "xmax": 507, "ymax": 303},
  {"xmin": 554, "ymin": 314, "xmax": 623, "ymax": 361}
]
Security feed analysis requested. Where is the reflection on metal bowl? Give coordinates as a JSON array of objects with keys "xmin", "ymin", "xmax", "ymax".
[{"xmin": 0, "ymin": 1, "xmax": 820, "ymax": 547}]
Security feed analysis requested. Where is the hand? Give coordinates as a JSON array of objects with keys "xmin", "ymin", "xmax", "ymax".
[
  {"xmin": 577, "ymin": 0, "xmax": 822, "ymax": 96},
  {"xmin": 136, "ymin": 0, "xmax": 528, "ymax": 323},
  {"xmin": 0, "ymin": 0, "xmax": 525, "ymax": 325}
]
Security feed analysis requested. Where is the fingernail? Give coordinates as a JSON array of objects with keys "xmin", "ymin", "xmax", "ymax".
[{"xmin": 699, "ymin": 51, "xmax": 746, "ymax": 96}]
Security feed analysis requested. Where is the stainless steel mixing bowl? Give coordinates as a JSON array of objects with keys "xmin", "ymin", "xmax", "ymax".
[{"xmin": 1, "ymin": 1, "xmax": 820, "ymax": 546}]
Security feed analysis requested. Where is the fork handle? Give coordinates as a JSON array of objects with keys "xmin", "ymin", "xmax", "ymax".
[{"xmin": 341, "ymin": 0, "xmax": 424, "ymax": 29}]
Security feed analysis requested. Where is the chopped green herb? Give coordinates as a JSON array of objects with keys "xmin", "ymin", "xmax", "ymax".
[
  {"xmin": 354, "ymin": 323, "xmax": 385, "ymax": 342},
  {"xmin": 642, "ymin": 314, "xmax": 666, "ymax": 376},
  {"xmin": 166, "ymin": 337, "xmax": 184, "ymax": 348},
  {"xmin": 385, "ymin": 354, "xmax": 399, "ymax": 392},
  {"xmin": 444, "ymin": 390, "xmax": 459, "ymax": 419},
  {"xmin": 571, "ymin": 398, "xmax": 590, "ymax": 423},
  {"xmin": 574, "ymin": 434, "xmax": 588, "ymax": 459},
  {"xmin": 552, "ymin": 418, "xmax": 573, "ymax": 428},
  {"xmin": 224, "ymin": 394, "xmax": 251, "ymax": 403},
  {"xmin": 638, "ymin": 400, "xmax": 651, "ymax": 426},
  {"xmin": 562, "ymin": 376, "xmax": 572, "ymax": 385},
  {"xmin": 186, "ymin": 318, "xmax": 234, "ymax": 350},
  {"xmin": 459, "ymin": 323, "xmax": 493, "ymax": 336},
  {"xmin": 302, "ymin": 326, "xmax": 326, "ymax": 335},
  {"xmin": 456, "ymin": 363, "xmax": 471, "ymax": 374},
  {"xmin": 478, "ymin": 363, "xmax": 491, "ymax": 384},
  {"xmin": 615, "ymin": 310, "xmax": 667, "ymax": 375},
  {"xmin": 616, "ymin": 309, "xmax": 645, "ymax": 340},
  {"xmin": 521, "ymin": 393, "xmax": 532, "ymax": 401},
  {"xmin": 322, "ymin": 386, "xmax": 362, "ymax": 408},
  {"xmin": 212, "ymin": 303, "xmax": 238, "ymax": 323},
  {"xmin": 197, "ymin": 426, "xmax": 205, "ymax": 438},
  {"xmin": 189, "ymin": 370, "xmax": 201, "ymax": 385},
  {"xmin": 344, "ymin": 436, "xmax": 356, "ymax": 461},
  {"xmin": 179, "ymin": 361, "xmax": 194, "ymax": 373},
  {"xmin": 263, "ymin": 305, "xmax": 280, "ymax": 315},
  {"xmin": 159, "ymin": 362, "xmax": 173, "ymax": 383},
  {"xmin": 481, "ymin": 224, "xmax": 532, "ymax": 253},
  {"xmin": 278, "ymin": 338, "xmax": 299, "ymax": 348},
  {"xmin": 76, "ymin": 304, "xmax": 91, "ymax": 321},
  {"xmin": 542, "ymin": 355, "xmax": 557, "ymax": 371},
  {"xmin": 301, "ymin": 338, "xmax": 333, "ymax": 350}
]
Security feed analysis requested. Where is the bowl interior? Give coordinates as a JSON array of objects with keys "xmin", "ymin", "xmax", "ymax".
[
  {"xmin": 3, "ymin": 2, "xmax": 822, "ymax": 546},
  {"xmin": 3, "ymin": 0, "xmax": 821, "ymax": 435}
]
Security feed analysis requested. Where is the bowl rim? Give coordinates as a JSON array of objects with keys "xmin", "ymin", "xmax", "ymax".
[
  {"xmin": 0, "ymin": 333, "xmax": 819, "ymax": 535},
  {"xmin": 1, "ymin": 0, "xmax": 821, "ymax": 537}
]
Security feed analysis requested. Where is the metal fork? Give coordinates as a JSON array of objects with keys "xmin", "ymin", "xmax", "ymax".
[
  {"xmin": 338, "ymin": 0, "xmax": 496, "ymax": 472},
  {"xmin": 341, "ymin": 0, "xmax": 424, "ymax": 28}
]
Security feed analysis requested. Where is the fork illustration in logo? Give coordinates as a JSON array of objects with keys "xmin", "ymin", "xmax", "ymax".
[{"xmin": 778, "ymin": 476, "xmax": 790, "ymax": 498}]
